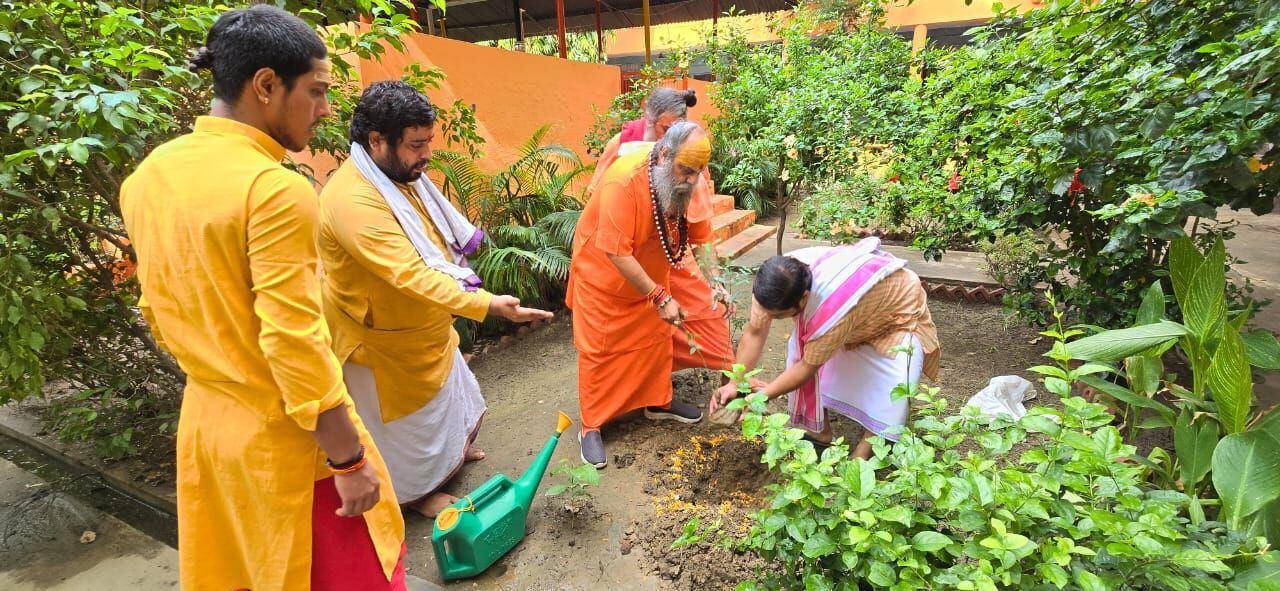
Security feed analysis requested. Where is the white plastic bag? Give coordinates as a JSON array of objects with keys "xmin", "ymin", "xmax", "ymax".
[{"xmin": 964, "ymin": 376, "xmax": 1038, "ymax": 420}]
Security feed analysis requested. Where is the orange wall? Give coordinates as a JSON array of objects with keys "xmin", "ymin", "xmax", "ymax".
[
  {"xmin": 885, "ymin": 0, "xmax": 1045, "ymax": 27},
  {"xmin": 294, "ymin": 29, "xmax": 623, "ymax": 184},
  {"xmin": 685, "ymin": 78, "xmax": 720, "ymax": 130},
  {"xmin": 607, "ymin": 13, "xmax": 781, "ymax": 58},
  {"xmin": 604, "ymin": 0, "xmax": 1047, "ymax": 56}
]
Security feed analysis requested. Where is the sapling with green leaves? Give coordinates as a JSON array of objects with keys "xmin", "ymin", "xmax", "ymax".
[
  {"xmin": 710, "ymin": 363, "xmax": 763, "ymax": 426},
  {"xmin": 545, "ymin": 458, "xmax": 601, "ymax": 514}
]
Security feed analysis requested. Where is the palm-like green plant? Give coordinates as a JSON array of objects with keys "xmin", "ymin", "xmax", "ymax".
[{"xmin": 433, "ymin": 127, "xmax": 591, "ymax": 347}]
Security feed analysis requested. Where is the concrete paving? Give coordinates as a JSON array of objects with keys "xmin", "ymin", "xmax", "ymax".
[
  {"xmin": 736, "ymin": 229, "xmax": 994, "ymax": 286},
  {"xmin": 0, "ymin": 456, "xmax": 178, "ymax": 590},
  {"xmin": 0, "ymin": 453, "xmax": 447, "ymax": 591}
]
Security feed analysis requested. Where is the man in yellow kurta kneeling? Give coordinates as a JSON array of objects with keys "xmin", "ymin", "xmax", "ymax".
[
  {"xmin": 119, "ymin": 6, "xmax": 406, "ymax": 590},
  {"xmin": 318, "ymin": 81, "xmax": 552, "ymax": 518}
]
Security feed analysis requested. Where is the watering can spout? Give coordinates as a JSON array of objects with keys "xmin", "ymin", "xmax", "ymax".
[{"xmin": 515, "ymin": 412, "xmax": 573, "ymax": 501}]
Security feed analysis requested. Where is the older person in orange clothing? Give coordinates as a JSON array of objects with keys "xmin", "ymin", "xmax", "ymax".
[
  {"xmin": 588, "ymin": 88, "xmax": 736, "ymax": 379},
  {"xmin": 567, "ymin": 121, "xmax": 721, "ymax": 468}
]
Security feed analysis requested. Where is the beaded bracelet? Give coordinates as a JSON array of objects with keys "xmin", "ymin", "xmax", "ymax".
[
  {"xmin": 655, "ymin": 294, "xmax": 674, "ymax": 310},
  {"xmin": 649, "ymin": 287, "xmax": 668, "ymax": 307},
  {"xmin": 326, "ymin": 444, "xmax": 365, "ymax": 472},
  {"xmin": 329, "ymin": 456, "xmax": 368, "ymax": 476}
]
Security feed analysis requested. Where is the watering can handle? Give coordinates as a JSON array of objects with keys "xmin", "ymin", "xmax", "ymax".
[{"xmin": 460, "ymin": 475, "xmax": 510, "ymax": 509}]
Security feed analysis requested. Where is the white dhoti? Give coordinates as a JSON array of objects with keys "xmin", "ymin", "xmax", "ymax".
[
  {"xmin": 344, "ymin": 349, "xmax": 486, "ymax": 504},
  {"xmin": 817, "ymin": 334, "xmax": 923, "ymax": 442}
]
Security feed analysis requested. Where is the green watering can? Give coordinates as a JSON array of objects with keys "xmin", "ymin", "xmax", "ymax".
[{"xmin": 432, "ymin": 411, "xmax": 574, "ymax": 580}]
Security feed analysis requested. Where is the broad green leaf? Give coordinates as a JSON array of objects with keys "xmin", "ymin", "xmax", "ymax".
[
  {"xmin": 878, "ymin": 504, "xmax": 912, "ymax": 525},
  {"xmin": 1213, "ymin": 430, "xmax": 1280, "ymax": 528},
  {"xmin": 803, "ymin": 573, "xmax": 834, "ymax": 591},
  {"xmin": 867, "ymin": 561, "xmax": 896, "ymax": 587},
  {"xmin": 1229, "ymin": 551, "xmax": 1280, "ymax": 591},
  {"xmin": 1125, "ymin": 354, "xmax": 1162, "ymax": 396},
  {"xmin": 1244, "ymin": 499, "xmax": 1280, "ymax": 548},
  {"xmin": 1255, "ymin": 409, "xmax": 1280, "ymax": 443},
  {"xmin": 1028, "ymin": 364, "xmax": 1070, "ymax": 379},
  {"xmin": 1066, "ymin": 321, "xmax": 1186, "ymax": 362},
  {"xmin": 1209, "ymin": 328, "xmax": 1253, "ymax": 434},
  {"xmin": 1174, "ymin": 410, "xmax": 1218, "ymax": 490},
  {"xmin": 802, "ymin": 531, "xmax": 836, "ymax": 558},
  {"xmin": 7, "ymin": 112, "xmax": 29, "ymax": 132},
  {"xmin": 911, "ymin": 531, "xmax": 953, "ymax": 552},
  {"xmin": 1184, "ymin": 239, "xmax": 1227, "ymax": 342},
  {"xmin": 1039, "ymin": 563, "xmax": 1069, "ymax": 588},
  {"xmin": 1136, "ymin": 282, "xmax": 1166, "ymax": 325},
  {"xmin": 1074, "ymin": 568, "xmax": 1110, "ymax": 591},
  {"xmin": 1169, "ymin": 236, "xmax": 1202, "ymax": 309},
  {"xmin": 1073, "ymin": 363, "xmax": 1116, "ymax": 377},
  {"xmin": 1140, "ymin": 103, "xmax": 1176, "ymax": 139},
  {"xmin": 1021, "ymin": 414, "xmax": 1062, "ymax": 436},
  {"xmin": 846, "ymin": 458, "xmax": 875, "ymax": 498},
  {"xmin": 66, "ymin": 140, "xmax": 89, "ymax": 164},
  {"xmin": 1243, "ymin": 330, "xmax": 1280, "ymax": 370}
]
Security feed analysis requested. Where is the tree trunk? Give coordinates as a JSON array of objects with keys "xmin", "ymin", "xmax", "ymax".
[
  {"xmin": 775, "ymin": 156, "xmax": 788, "ymax": 256},
  {"xmin": 776, "ymin": 203, "xmax": 787, "ymax": 256}
]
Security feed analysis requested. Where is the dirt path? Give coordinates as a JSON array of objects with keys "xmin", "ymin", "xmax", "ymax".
[{"xmin": 407, "ymin": 298, "xmax": 1049, "ymax": 590}]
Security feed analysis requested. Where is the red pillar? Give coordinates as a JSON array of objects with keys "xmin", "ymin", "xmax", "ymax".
[
  {"xmin": 595, "ymin": 0, "xmax": 603, "ymax": 61},
  {"xmin": 557, "ymin": 0, "xmax": 567, "ymax": 59}
]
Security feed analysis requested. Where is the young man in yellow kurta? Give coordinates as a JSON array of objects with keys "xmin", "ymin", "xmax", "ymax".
[
  {"xmin": 118, "ymin": 7, "xmax": 405, "ymax": 590},
  {"xmin": 318, "ymin": 81, "xmax": 551, "ymax": 518}
]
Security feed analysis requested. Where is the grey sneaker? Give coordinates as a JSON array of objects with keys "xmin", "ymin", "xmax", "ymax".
[
  {"xmin": 579, "ymin": 430, "xmax": 607, "ymax": 469},
  {"xmin": 644, "ymin": 400, "xmax": 703, "ymax": 424}
]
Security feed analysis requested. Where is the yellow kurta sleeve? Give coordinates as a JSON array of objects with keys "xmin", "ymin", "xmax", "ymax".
[
  {"xmin": 327, "ymin": 187, "xmax": 492, "ymax": 322},
  {"xmin": 246, "ymin": 169, "xmax": 348, "ymax": 431},
  {"xmin": 137, "ymin": 294, "xmax": 168, "ymax": 353}
]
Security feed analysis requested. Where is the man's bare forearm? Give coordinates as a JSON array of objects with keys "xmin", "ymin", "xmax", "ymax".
[
  {"xmin": 311, "ymin": 406, "xmax": 362, "ymax": 464},
  {"xmin": 607, "ymin": 253, "xmax": 657, "ymax": 296}
]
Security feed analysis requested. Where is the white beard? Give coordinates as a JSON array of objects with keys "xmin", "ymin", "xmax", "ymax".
[{"xmin": 652, "ymin": 160, "xmax": 694, "ymax": 217}]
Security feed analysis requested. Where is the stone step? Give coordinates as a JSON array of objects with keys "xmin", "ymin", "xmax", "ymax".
[
  {"xmin": 716, "ymin": 224, "xmax": 777, "ymax": 260},
  {"xmin": 711, "ymin": 209, "xmax": 757, "ymax": 244},
  {"xmin": 712, "ymin": 193, "xmax": 735, "ymax": 216}
]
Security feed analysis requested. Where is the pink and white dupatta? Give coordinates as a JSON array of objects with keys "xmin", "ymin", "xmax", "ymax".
[{"xmin": 786, "ymin": 239, "xmax": 907, "ymax": 432}]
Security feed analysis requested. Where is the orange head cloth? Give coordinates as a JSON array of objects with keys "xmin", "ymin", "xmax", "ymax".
[{"xmin": 674, "ymin": 136, "xmax": 712, "ymax": 169}]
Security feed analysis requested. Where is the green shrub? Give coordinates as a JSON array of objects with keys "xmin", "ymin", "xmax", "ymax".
[
  {"xmin": 704, "ymin": 387, "xmax": 1275, "ymax": 590},
  {"xmin": 1060, "ymin": 237, "xmax": 1280, "ymax": 542},
  {"xmin": 0, "ymin": 0, "xmax": 448, "ymax": 456},
  {"xmin": 700, "ymin": 0, "xmax": 1280, "ymax": 323}
]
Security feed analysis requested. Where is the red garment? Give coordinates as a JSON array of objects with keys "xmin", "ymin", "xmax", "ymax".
[
  {"xmin": 619, "ymin": 119, "xmax": 646, "ymax": 143},
  {"xmin": 311, "ymin": 477, "xmax": 408, "ymax": 591}
]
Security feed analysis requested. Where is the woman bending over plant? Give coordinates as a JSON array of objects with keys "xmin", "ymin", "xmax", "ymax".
[{"xmin": 709, "ymin": 239, "xmax": 940, "ymax": 459}]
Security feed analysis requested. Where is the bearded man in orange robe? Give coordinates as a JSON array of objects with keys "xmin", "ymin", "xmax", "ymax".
[{"xmin": 566, "ymin": 121, "xmax": 720, "ymax": 468}]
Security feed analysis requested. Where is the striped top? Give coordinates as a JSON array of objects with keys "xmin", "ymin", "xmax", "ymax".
[{"xmin": 752, "ymin": 268, "xmax": 941, "ymax": 380}]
